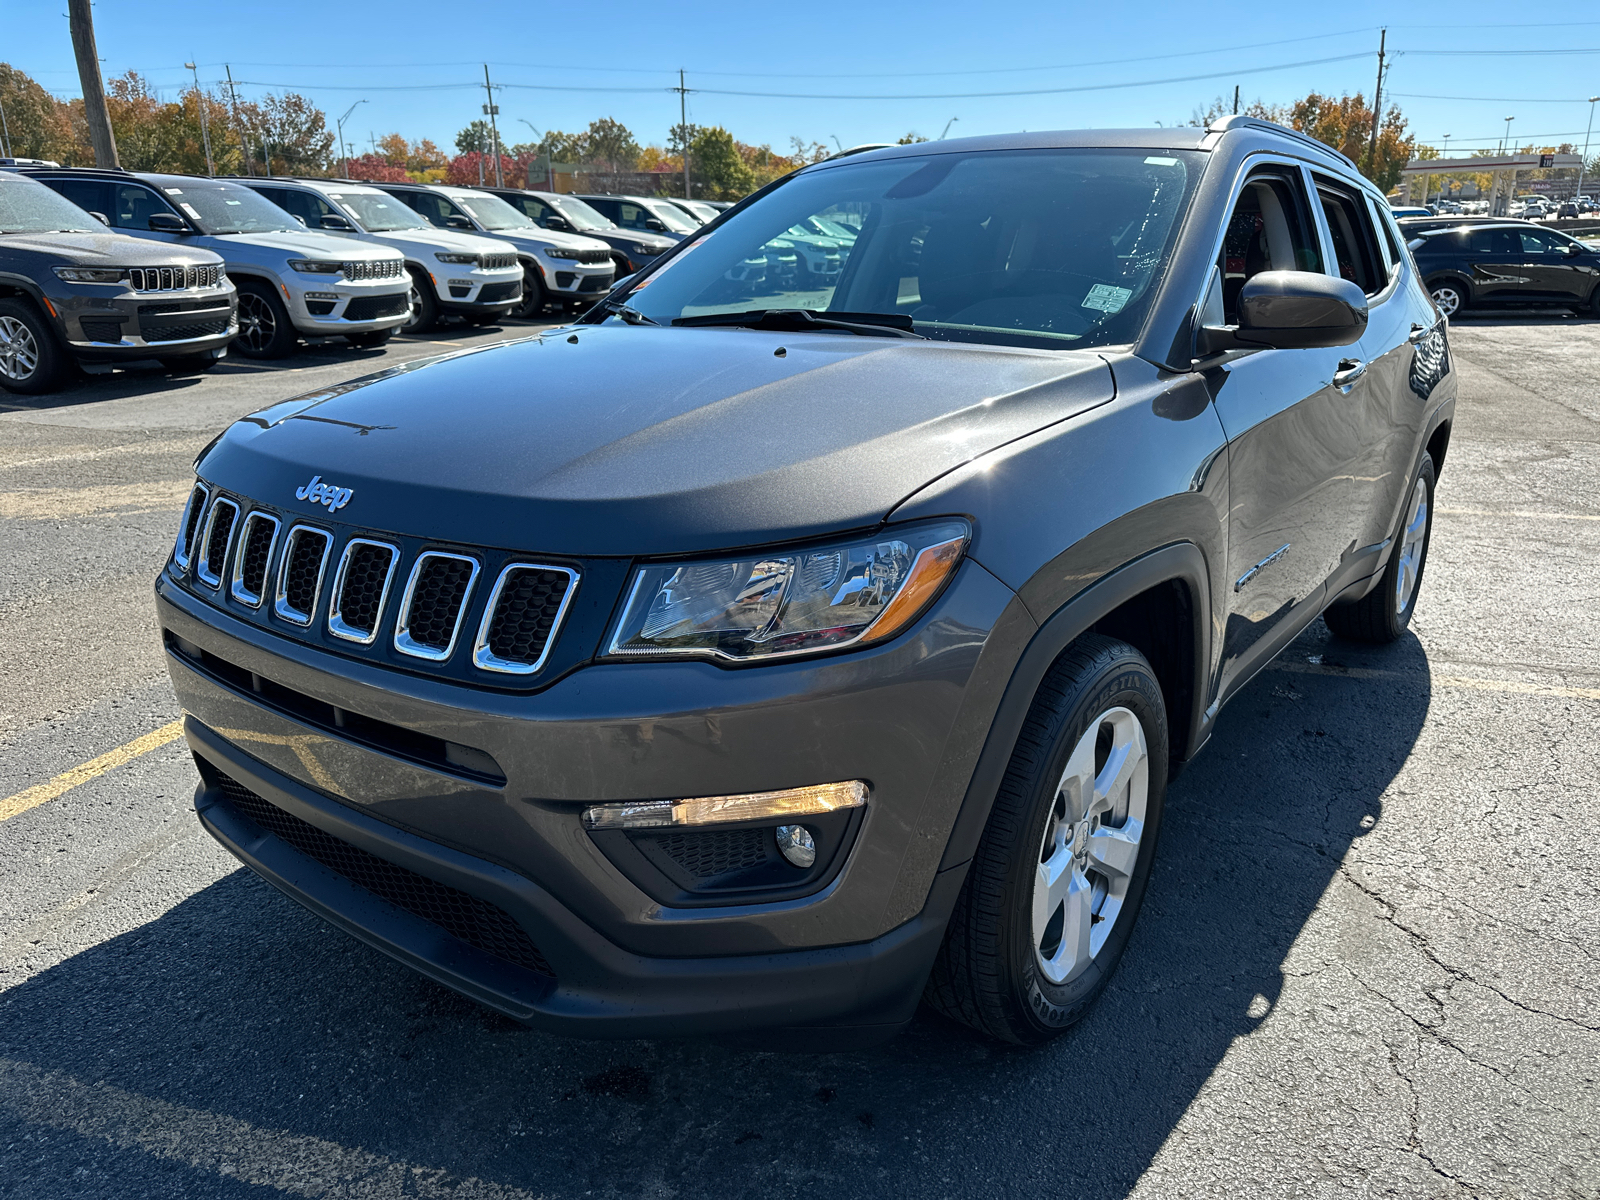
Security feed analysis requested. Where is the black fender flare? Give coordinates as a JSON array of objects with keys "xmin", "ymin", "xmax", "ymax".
[
  {"xmin": 936, "ymin": 541, "xmax": 1211, "ymax": 872},
  {"xmin": 0, "ymin": 272, "xmax": 70, "ymax": 348}
]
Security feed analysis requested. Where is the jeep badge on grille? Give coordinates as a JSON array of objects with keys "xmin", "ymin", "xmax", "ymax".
[{"xmin": 294, "ymin": 475, "xmax": 354, "ymax": 512}]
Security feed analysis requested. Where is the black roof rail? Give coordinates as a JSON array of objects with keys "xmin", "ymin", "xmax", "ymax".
[
  {"xmin": 1204, "ymin": 114, "xmax": 1357, "ymax": 170},
  {"xmin": 827, "ymin": 143, "xmax": 894, "ymax": 161}
]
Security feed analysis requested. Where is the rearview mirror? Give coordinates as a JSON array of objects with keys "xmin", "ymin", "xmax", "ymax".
[
  {"xmin": 1197, "ymin": 271, "xmax": 1367, "ymax": 355},
  {"xmin": 320, "ymin": 214, "xmax": 354, "ymax": 231},
  {"xmin": 147, "ymin": 213, "xmax": 188, "ymax": 233}
]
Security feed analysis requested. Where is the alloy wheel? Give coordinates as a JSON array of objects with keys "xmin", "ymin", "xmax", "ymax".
[
  {"xmin": 1033, "ymin": 706, "xmax": 1149, "ymax": 986},
  {"xmin": 403, "ymin": 279, "xmax": 424, "ymax": 331},
  {"xmin": 237, "ymin": 293, "xmax": 275, "ymax": 354},
  {"xmin": 1431, "ymin": 283, "xmax": 1463, "ymax": 317},
  {"xmin": 0, "ymin": 315, "xmax": 40, "ymax": 382},
  {"xmin": 1393, "ymin": 475, "xmax": 1429, "ymax": 615}
]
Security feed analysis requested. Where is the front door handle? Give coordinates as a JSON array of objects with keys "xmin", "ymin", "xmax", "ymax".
[
  {"xmin": 1408, "ymin": 323, "xmax": 1428, "ymax": 343},
  {"xmin": 1334, "ymin": 358, "xmax": 1367, "ymax": 389}
]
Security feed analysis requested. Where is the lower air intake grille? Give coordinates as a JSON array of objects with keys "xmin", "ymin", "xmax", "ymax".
[
  {"xmin": 479, "ymin": 565, "xmax": 575, "ymax": 671},
  {"xmin": 343, "ymin": 292, "xmax": 410, "ymax": 321},
  {"xmin": 80, "ymin": 318, "xmax": 123, "ymax": 343},
  {"xmin": 148, "ymin": 318, "xmax": 229, "ymax": 342},
  {"xmin": 647, "ymin": 828, "xmax": 772, "ymax": 879},
  {"xmin": 211, "ymin": 771, "xmax": 552, "ymax": 977},
  {"xmin": 477, "ymin": 280, "xmax": 520, "ymax": 304}
]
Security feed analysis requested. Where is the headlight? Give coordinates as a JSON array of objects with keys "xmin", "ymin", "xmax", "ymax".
[
  {"xmin": 53, "ymin": 266, "xmax": 126, "ymax": 283},
  {"xmin": 606, "ymin": 520, "xmax": 969, "ymax": 662},
  {"xmin": 543, "ymin": 247, "xmax": 590, "ymax": 260},
  {"xmin": 286, "ymin": 259, "xmax": 343, "ymax": 275},
  {"xmin": 630, "ymin": 243, "xmax": 660, "ymax": 256},
  {"xmin": 434, "ymin": 252, "xmax": 478, "ymax": 264}
]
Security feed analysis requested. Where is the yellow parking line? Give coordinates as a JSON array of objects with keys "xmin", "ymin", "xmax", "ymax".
[
  {"xmin": 0, "ymin": 722, "xmax": 185, "ymax": 824},
  {"xmin": 1437, "ymin": 507, "xmax": 1600, "ymax": 522}
]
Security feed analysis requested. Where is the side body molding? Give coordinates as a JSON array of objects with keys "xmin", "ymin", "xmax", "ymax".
[{"xmin": 935, "ymin": 542, "xmax": 1211, "ymax": 874}]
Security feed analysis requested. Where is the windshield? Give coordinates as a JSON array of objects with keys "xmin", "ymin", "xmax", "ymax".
[
  {"xmin": 451, "ymin": 192, "xmax": 536, "ymax": 231},
  {"xmin": 0, "ymin": 176, "xmax": 98, "ymax": 233},
  {"xmin": 645, "ymin": 200, "xmax": 701, "ymax": 234},
  {"xmin": 163, "ymin": 182, "xmax": 296, "ymax": 235},
  {"xmin": 616, "ymin": 148, "xmax": 1203, "ymax": 350},
  {"xmin": 548, "ymin": 195, "xmax": 615, "ymax": 231},
  {"xmin": 331, "ymin": 191, "xmax": 429, "ymax": 232}
]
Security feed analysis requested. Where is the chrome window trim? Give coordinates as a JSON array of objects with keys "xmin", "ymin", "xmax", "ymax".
[
  {"xmin": 229, "ymin": 511, "xmax": 281, "ymax": 609},
  {"xmin": 172, "ymin": 482, "xmax": 210, "ymax": 571},
  {"xmin": 194, "ymin": 496, "xmax": 240, "ymax": 589},
  {"xmin": 327, "ymin": 538, "xmax": 400, "ymax": 645},
  {"xmin": 394, "ymin": 551, "xmax": 481, "ymax": 662},
  {"xmin": 272, "ymin": 524, "xmax": 333, "ymax": 627},
  {"xmin": 472, "ymin": 563, "xmax": 581, "ymax": 675}
]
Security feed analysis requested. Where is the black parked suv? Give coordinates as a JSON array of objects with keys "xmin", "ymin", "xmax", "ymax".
[
  {"xmin": 1401, "ymin": 217, "xmax": 1600, "ymax": 316},
  {"xmin": 480, "ymin": 187, "xmax": 677, "ymax": 278},
  {"xmin": 0, "ymin": 171, "xmax": 234, "ymax": 393},
  {"xmin": 157, "ymin": 118, "xmax": 1454, "ymax": 1046}
]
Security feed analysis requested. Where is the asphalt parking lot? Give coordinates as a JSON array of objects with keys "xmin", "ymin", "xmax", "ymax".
[{"xmin": 1, "ymin": 311, "xmax": 1596, "ymax": 1199}]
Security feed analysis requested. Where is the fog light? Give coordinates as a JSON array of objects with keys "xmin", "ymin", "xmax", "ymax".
[
  {"xmin": 776, "ymin": 824, "xmax": 816, "ymax": 868},
  {"xmin": 304, "ymin": 291, "xmax": 339, "ymax": 301},
  {"xmin": 582, "ymin": 780, "xmax": 867, "ymax": 831}
]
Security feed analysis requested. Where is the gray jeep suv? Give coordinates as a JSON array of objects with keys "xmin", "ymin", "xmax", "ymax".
[
  {"xmin": 155, "ymin": 118, "xmax": 1454, "ymax": 1045},
  {"xmin": 0, "ymin": 171, "xmax": 234, "ymax": 392}
]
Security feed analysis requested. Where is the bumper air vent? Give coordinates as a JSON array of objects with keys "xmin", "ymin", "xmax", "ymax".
[
  {"xmin": 147, "ymin": 318, "xmax": 230, "ymax": 342},
  {"xmin": 647, "ymin": 828, "xmax": 772, "ymax": 879},
  {"xmin": 273, "ymin": 526, "xmax": 332, "ymax": 626},
  {"xmin": 196, "ymin": 497, "xmax": 239, "ymax": 588},
  {"xmin": 80, "ymin": 318, "xmax": 123, "ymax": 343},
  {"xmin": 395, "ymin": 552, "xmax": 479, "ymax": 661},
  {"xmin": 208, "ymin": 769, "xmax": 550, "ymax": 976},
  {"xmin": 229, "ymin": 512, "xmax": 280, "ymax": 608},
  {"xmin": 477, "ymin": 281, "xmax": 520, "ymax": 304},
  {"xmin": 173, "ymin": 483, "xmax": 209, "ymax": 570},
  {"xmin": 328, "ymin": 539, "xmax": 398, "ymax": 644},
  {"xmin": 472, "ymin": 564, "xmax": 579, "ymax": 675},
  {"xmin": 343, "ymin": 293, "xmax": 410, "ymax": 321}
]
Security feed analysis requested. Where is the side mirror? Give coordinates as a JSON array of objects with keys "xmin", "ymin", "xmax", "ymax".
[
  {"xmin": 542, "ymin": 216, "xmax": 571, "ymax": 232},
  {"xmin": 644, "ymin": 218, "xmax": 667, "ymax": 232},
  {"xmin": 88, "ymin": 211, "xmax": 108, "ymax": 225},
  {"xmin": 320, "ymin": 214, "xmax": 354, "ymax": 231},
  {"xmin": 445, "ymin": 214, "xmax": 473, "ymax": 230},
  {"xmin": 147, "ymin": 212, "xmax": 189, "ymax": 233},
  {"xmin": 610, "ymin": 273, "xmax": 635, "ymax": 292},
  {"xmin": 1198, "ymin": 270, "xmax": 1367, "ymax": 355},
  {"xmin": 292, "ymin": 214, "xmax": 307, "ymax": 227}
]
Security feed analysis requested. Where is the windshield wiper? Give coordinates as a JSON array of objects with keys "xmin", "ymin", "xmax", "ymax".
[
  {"xmin": 672, "ymin": 309, "xmax": 925, "ymax": 339},
  {"xmin": 600, "ymin": 299, "xmax": 660, "ymax": 326}
]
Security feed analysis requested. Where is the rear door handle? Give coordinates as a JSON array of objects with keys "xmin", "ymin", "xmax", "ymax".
[{"xmin": 1334, "ymin": 359, "xmax": 1367, "ymax": 388}]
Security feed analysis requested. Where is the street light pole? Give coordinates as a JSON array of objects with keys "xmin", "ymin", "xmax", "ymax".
[
  {"xmin": 1501, "ymin": 115, "xmax": 1514, "ymax": 155},
  {"xmin": 335, "ymin": 99, "xmax": 366, "ymax": 179},
  {"xmin": 185, "ymin": 62, "xmax": 214, "ymax": 175},
  {"xmin": 1577, "ymin": 97, "xmax": 1599, "ymax": 209},
  {"xmin": 1438, "ymin": 134, "xmax": 1451, "ymax": 206}
]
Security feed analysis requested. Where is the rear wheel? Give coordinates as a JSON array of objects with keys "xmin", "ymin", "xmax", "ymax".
[
  {"xmin": 0, "ymin": 299, "xmax": 69, "ymax": 394},
  {"xmin": 401, "ymin": 268, "xmax": 438, "ymax": 334},
  {"xmin": 1325, "ymin": 454, "xmax": 1436, "ymax": 643},
  {"xmin": 1427, "ymin": 277, "xmax": 1469, "ymax": 318},
  {"xmin": 234, "ymin": 281, "xmax": 296, "ymax": 359},
  {"xmin": 926, "ymin": 634, "xmax": 1169, "ymax": 1044},
  {"xmin": 345, "ymin": 329, "xmax": 393, "ymax": 349}
]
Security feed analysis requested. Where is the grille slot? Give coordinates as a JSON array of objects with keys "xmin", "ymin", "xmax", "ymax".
[
  {"xmin": 273, "ymin": 526, "xmax": 332, "ymax": 626},
  {"xmin": 229, "ymin": 512, "xmax": 280, "ymax": 608},
  {"xmin": 210, "ymin": 770, "xmax": 551, "ymax": 976},
  {"xmin": 196, "ymin": 497, "xmax": 239, "ymax": 588},
  {"xmin": 473, "ymin": 563, "xmax": 579, "ymax": 675},
  {"xmin": 173, "ymin": 483, "xmax": 209, "ymax": 570},
  {"xmin": 395, "ymin": 552, "xmax": 479, "ymax": 661},
  {"xmin": 328, "ymin": 539, "xmax": 398, "ymax": 644},
  {"xmin": 645, "ymin": 828, "xmax": 773, "ymax": 879},
  {"xmin": 343, "ymin": 292, "xmax": 410, "ymax": 321}
]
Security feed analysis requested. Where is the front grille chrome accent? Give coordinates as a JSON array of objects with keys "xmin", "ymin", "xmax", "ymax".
[
  {"xmin": 342, "ymin": 259, "xmax": 406, "ymax": 281},
  {"xmin": 327, "ymin": 539, "xmax": 399, "ymax": 645},
  {"xmin": 229, "ymin": 512, "xmax": 281, "ymax": 608},
  {"xmin": 273, "ymin": 525, "xmax": 333, "ymax": 626},
  {"xmin": 129, "ymin": 264, "xmax": 223, "ymax": 291},
  {"xmin": 472, "ymin": 563, "xmax": 580, "ymax": 675},
  {"xmin": 173, "ymin": 482, "xmax": 210, "ymax": 571},
  {"xmin": 195, "ymin": 496, "xmax": 240, "ymax": 588},
  {"xmin": 394, "ymin": 551, "xmax": 480, "ymax": 662}
]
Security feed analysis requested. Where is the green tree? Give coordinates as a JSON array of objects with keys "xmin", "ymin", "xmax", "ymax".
[
  {"xmin": 584, "ymin": 117, "xmax": 640, "ymax": 170},
  {"xmin": 0, "ymin": 63, "xmax": 82, "ymax": 163},
  {"xmin": 253, "ymin": 92, "xmax": 335, "ymax": 175},
  {"xmin": 1287, "ymin": 92, "xmax": 1415, "ymax": 192},
  {"xmin": 687, "ymin": 126, "xmax": 753, "ymax": 200},
  {"xmin": 455, "ymin": 119, "xmax": 492, "ymax": 154},
  {"xmin": 896, "ymin": 132, "xmax": 929, "ymax": 144}
]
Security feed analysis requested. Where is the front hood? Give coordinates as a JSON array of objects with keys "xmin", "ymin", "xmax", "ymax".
[
  {"xmin": 482, "ymin": 226, "xmax": 611, "ymax": 253},
  {"xmin": 2, "ymin": 230, "xmax": 218, "ymax": 265},
  {"xmin": 212, "ymin": 229, "xmax": 398, "ymax": 260},
  {"xmin": 368, "ymin": 228, "xmax": 514, "ymax": 256},
  {"xmin": 200, "ymin": 326, "xmax": 1114, "ymax": 556}
]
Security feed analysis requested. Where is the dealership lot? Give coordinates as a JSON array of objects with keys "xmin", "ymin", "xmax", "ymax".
[{"xmin": 0, "ymin": 314, "xmax": 1596, "ymax": 1197}]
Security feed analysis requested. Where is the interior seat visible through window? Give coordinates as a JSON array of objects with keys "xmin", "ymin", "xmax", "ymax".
[
  {"xmin": 1317, "ymin": 183, "xmax": 1382, "ymax": 294},
  {"xmin": 1207, "ymin": 171, "xmax": 1323, "ymax": 326}
]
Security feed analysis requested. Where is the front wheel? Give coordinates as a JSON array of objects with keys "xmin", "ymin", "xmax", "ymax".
[
  {"xmin": 926, "ymin": 634, "xmax": 1169, "ymax": 1044},
  {"xmin": 401, "ymin": 268, "xmax": 438, "ymax": 334},
  {"xmin": 234, "ymin": 281, "xmax": 296, "ymax": 359},
  {"xmin": 0, "ymin": 298, "xmax": 69, "ymax": 394},
  {"xmin": 1428, "ymin": 277, "xmax": 1469, "ymax": 318},
  {"xmin": 1324, "ymin": 454, "xmax": 1436, "ymax": 643}
]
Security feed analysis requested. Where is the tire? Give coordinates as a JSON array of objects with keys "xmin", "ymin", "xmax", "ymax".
[
  {"xmin": 0, "ymin": 298, "xmax": 69, "ymax": 394},
  {"xmin": 345, "ymin": 329, "xmax": 393, "ymax": 349},
  {"xmin": 159, "ymin": 355, "xmax": 219, "ymax": 375},
  {"xmin": 401, "ymin": 267, "xmax": 438, "ymax": 334},
  {"xmin": 926, "ymin": 634, "xmax": 1169, "ymax": 1045},
  {"xmin": 234, "ymin": 280, "xmax": 297, "ymax": 359},
  {"xmin": 1427, "ymin": 277, "xmax": 1469, "ymax": 318},
  {"xmin": 512, "ymin": 263, "xmax": 547, "ymax": 320},
  {"xmin": 1588, "ymin": 282, "xmax": 1600, "ymax": 317},
  {"xmin": 1324, "ymin": 453, "xmax": 1436, "ymax": 644}
]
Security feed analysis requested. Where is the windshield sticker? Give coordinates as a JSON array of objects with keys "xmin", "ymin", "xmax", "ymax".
[
  {"xmin": 1144, "ymin": 157, "xmax": 1179, "ymax": 166},
  {"xmin": 165, "ymin": 188, "xmax": 183, "ymax": 195},
  {"xmin": 224, "ymin": 199, "xmax": 241, "ymax": 206},
  {"xmin": 179, "ymin": 203, "xmax": 202, "ymax": 219},
  {"xmin": 1082, "ymin": 283, "xmax": 1133, "ymax": 314}
]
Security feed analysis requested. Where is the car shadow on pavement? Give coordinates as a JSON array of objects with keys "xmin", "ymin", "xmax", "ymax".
[{"xmin": 0, "ymin": 620, "xmax": 1430, "ymax": 1199}]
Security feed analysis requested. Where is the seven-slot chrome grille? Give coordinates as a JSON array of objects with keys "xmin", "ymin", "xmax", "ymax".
[
  {"xmin": 343, "ymin": 259, "xmax": 406, "ymax": 281},
  {"xmin": 173, "ymin": 486, "xmax": 578, "ymax": 679},
  {"xmin": 480, "ymin": 251, "xmax": 517, "ymax": 270},
  {"xmin": 130, "ymin": 264, "xmax": 225, "ymax": 291}
]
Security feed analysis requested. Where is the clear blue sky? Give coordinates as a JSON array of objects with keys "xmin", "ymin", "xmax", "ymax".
[{"xmin": 9, "ymin": 1, "xmax": 1600, "ymax": 158}]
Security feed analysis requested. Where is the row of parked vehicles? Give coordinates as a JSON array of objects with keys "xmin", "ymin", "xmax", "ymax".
[{"xmin": 0, "ymin": 159, "xmax": 766, "ymax": 395}]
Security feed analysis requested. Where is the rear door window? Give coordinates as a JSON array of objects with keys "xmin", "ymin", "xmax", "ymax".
[
  {"xmin": 52, "ymin": 178, "xmax": 110, "ymax": 217},
  {"xmin": 1315, "ymin": 179, "xmax": 1383, "ymax": 295},
  {"xmin": 113, "ymin": 184, "xmax": 175, "ymax": 231},
  {"xmin": 1467, "ymin": 229, "xmax": 1520, "ymax": 254}
]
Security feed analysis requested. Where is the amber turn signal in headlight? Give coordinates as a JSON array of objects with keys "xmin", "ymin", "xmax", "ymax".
[{"xmin": 582, "ymin": 780, "xmax": 868, "ymax": 831}]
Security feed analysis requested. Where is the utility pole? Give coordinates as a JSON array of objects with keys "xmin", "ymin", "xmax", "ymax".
[
  {"xmin": 68, "ymin": 0, "xmax": 119, "ymax": 168},
  {"xmin": 1578, "ymin": 97, "xmax": 1599, "ymax": 206},
  {"xmin": 675, "ymin": 69, "xmax": 691, "ymax": 200},
  {"xmin": 224, "ymin": 65, "xmax": 253, "ymax": 176},
  {"xmin": 1365, "ymin": 27, "xmax": 1386, "ymax": 171},
  {"xmin": 185, "ymin": 62, "xmax": 214, "ymax": 175},
  {"xmin": 0, "ymin": 94, "xmax": 11, "ymax": 158},
  {"xmin": 482, "ymin": 65, "xmax": 503, "ymax": 188},
  {"xmin": 1232, "ymin": 85, "xmax": 1240, "ymax": 116}
]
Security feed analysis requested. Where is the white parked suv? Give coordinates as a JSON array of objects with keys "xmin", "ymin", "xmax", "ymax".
[
  {"xmin": 23, "ymin": 169, "xmax": 410, "ymax": 357},
  {"xmin": 370, "ymin": 182, "xmax": 613, "ymax": 317},
  {"xmin": 242, "ymin": 178, "xmax": 525, "ymax": 333}
]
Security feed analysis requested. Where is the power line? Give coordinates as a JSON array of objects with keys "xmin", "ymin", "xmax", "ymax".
[{"xmin": 1391, "ymin": 92, "xmax": 1594, "ymax": 104}]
